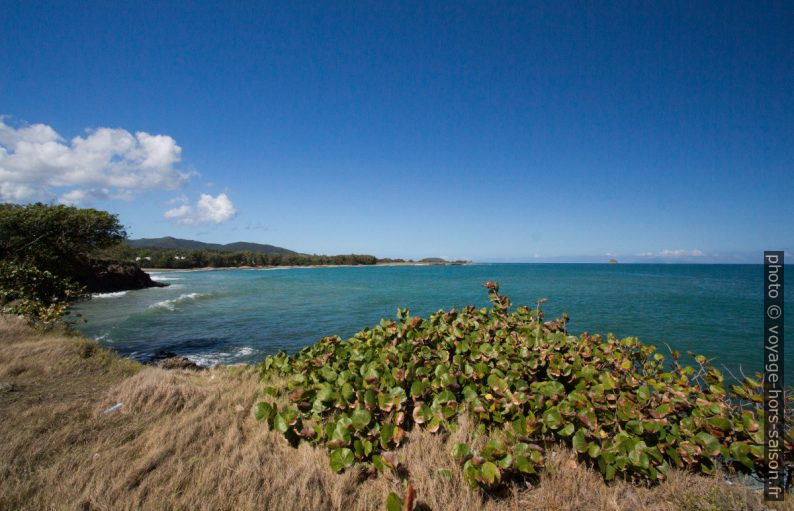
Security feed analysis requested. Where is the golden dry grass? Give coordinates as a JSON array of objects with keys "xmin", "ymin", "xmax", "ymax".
[{"xmin": 0, "ymin": 316, "xmax": 790, "ymax": 511}]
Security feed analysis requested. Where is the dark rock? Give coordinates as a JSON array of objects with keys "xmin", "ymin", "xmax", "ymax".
[
  {"xmin": 146, "ymin": 349, "xmax": 204, "ymax": 370},
  {"xmin": 149, "ymin": 350, "xmax": 181, "ymax": 361},
  {"xmin": 156, "ymin": 356, "xmax": 204, "ymax": 371},
  {"xmin": 81, "ymin": 260, "xmax": 168, "ymax": 293}
]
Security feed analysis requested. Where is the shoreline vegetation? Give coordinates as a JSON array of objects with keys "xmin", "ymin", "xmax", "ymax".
[
  {"xmin": 0, "ymin": 315, "xmax": 787, "ymax": 510},
  {"xmin": 123, "ymin": 236, "xmax": 470, "ymax": 271},
  {"xmin": 141, "ymin": 260, "xmax": 471, "ymax": 272},
  {"xmin": 125, "ymin": 249, "xmax": 471, "ymax": 271}
]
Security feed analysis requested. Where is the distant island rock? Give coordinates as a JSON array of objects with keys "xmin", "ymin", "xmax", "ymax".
[
  {"xmin": 418, "ymin": 257, "xmax": 471, "ymax": 265},
  {"xmin": 608, "ymin": 259, "xmax": 619, "ymax": 264}
]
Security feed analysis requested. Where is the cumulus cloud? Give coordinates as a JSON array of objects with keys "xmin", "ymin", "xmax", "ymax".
[
  {"xmin": 0, "ymin": 117, "xmax": 190, "ymax": 203},
  {"xmin": 164, "ymin": 193, "xmax": 236, "ymax": 225},
  {"xmin": 636, "ymin": 249, "xmax": 705, "ymax": 258},
  {"xmin": 58, "ymin": 188, "xmax": 111, "ymax": 205}
]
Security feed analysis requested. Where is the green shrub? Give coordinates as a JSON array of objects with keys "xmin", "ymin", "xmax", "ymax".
[
  {"xmin": 257, "ymin": 283, "xmax": 792, "ymax": 490},
  {"xmin": 0, "ymin": 202, "xmax": 126, "ymax": 326},
  {"xmin": 0, "ymin": 261, "xmax": 86, "ymax": 328},
  {"xmin": 0, "ymin": 202, "xmax": 126, "ymax": 278}
]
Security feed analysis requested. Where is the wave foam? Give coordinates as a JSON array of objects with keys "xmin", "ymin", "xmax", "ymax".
[
  {"xmin": 92, "ymin": 291, "xmax": 127, "ymax": 299},
  {"xmin": 150, "ymin": 275, "xmax": 182, "ymax": 281},
  {"xmin": 185, "ymin": 346, "xmax": 257, "ymax": 367},
  {"xmin": 149, "ymin": 292, "xmax": 210, "ymax": 311},
  {"xmin": 94, "ymin": 333, "xmax": 114, "ymax": 343}
]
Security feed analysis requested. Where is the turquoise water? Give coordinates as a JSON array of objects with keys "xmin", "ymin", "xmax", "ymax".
[{"xmin": 74, "ymin": 264, "xmax": 791, "ymax": 379}]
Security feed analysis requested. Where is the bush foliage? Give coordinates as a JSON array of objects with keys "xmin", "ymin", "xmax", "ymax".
[
  {"xmin": 0, "ymin": 261, "xmax": 86, "ymax": 327},
  {"xmin": 257, "ymin": 283, "xmax": 792, "ymax": 490},
  {"xmin": 0, "ymin": 202, "xmax": 125, "ymax": 325},
  {"xmin": 0, "ymin": 202, "xmax": 126, "ymax": 275}
]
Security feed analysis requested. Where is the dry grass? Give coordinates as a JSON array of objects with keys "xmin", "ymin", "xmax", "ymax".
[{"xmin": 0, "ymin": 315, "xmax": 790, "ymax": 511}]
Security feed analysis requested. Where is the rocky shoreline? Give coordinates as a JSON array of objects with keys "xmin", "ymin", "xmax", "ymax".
[
  {"xmin": 81, "ymin": 260, "xmax": 169, "ymax": 293},
  {"xmin": 146, "ymin": 350, "xmax": 205, "ymax": 371}
]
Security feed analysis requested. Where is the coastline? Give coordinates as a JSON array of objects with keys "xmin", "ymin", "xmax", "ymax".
[{"xmin": 142, "ymin": 261, "xmax": 471, "ymax": 272}]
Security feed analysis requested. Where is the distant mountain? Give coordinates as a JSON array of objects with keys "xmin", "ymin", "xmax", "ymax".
[{"xmin": 126, "ymin": 236, "xmax": 297, "ymax": 255}]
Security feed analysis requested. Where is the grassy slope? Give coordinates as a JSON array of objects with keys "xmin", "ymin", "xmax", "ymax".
[{"xmin": 0, "ymin": 317, "xmax": 789, "ymax": 511}]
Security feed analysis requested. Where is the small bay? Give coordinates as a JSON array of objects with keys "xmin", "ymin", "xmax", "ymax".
[{"xmin": 75, "ymin": 263, "xmax": 791, "ymax": 380}]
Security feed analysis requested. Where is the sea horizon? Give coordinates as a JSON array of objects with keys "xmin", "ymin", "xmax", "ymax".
[{"xmin": 77, "ymin": 263, "xmax": 791, "ymax": 382}]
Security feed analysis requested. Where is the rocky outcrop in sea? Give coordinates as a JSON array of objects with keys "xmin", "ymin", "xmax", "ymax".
[{"xmin": 80, "ymin": 260, "xmax": 168, "ymax": 293}]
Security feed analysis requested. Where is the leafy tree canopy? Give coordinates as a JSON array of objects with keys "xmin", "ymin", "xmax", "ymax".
[{"xmin": 0, "ymin": 203, "xmax": 126, "ymax": 276}]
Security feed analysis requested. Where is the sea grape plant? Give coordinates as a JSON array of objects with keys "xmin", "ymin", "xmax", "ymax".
[
  {"xmin": 0, "ymin": 261, "xmax": 87, "ymax": 328},
  {"xmin": 256, "ymin": 282, "xmax": 792, "ymax": 489}
]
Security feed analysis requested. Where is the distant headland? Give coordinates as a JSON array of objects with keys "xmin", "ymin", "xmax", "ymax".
[{"xmin": 121, "ymin": 236, "xmax": 470, "ymax": 270}]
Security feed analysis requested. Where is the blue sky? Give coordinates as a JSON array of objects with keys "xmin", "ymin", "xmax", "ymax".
[{"xmin": 1, "ymin": 1, "xmax": 791, "ymax": 262}]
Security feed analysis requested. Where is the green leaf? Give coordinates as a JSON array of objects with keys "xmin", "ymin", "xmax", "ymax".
[
  {"xmin": 480, "ymin": 461, "xmax": 500, "ymax": 485},
  {"xmin": 558, "ymin": 422, "xmax": 575, "ymax": 437},
  {"xmin": 372, "ymin": 455, "xmax": 386, "ymax": 472},
  {"xmin": 708, "ymin": 416, "xmax": 732, "ymax": 432},
  {"xmin": 628, "ymin": 447, "xmax": 649, "ymax": 469},
  {"xmin": 329, "ymin": 420, "xmax": 351, "ymax": 447},
  {"xmin": 380, "ymin": 423, "xmax": 396, "ymax": 449},
  {"xmin": 654, "ymin": 403, "xmax": 672, "ymax": 417},
  {"xmin": 253, "ymin": 402, "xmax": 274, "ymax": 422},
  {"xmin": 351, "ymin": 409, "xmax": 371, "ymax": 431},
  {"xmin": 316, "ymin": 384, "xmax": 334, "ymax": 403},
  {"xmin": 695, "ymin": 432, "xmax": 721, "ymax": 456},
  {"xmin": 625, "ymin": 420, "xmax": 643, "ymax": 435},
  {"xmin": 273, "ymin": 413, "xmax": 289, "ymax": 433},
  {"xmin": 340, "ymin": 382, "xmax": 355, "ymax": 401},
  {"xmin": 410, "ymin": 380, "xmax": 427, "ymax": 397},
  {"xmin": 543, "ymin": 406, "xmax": 563, "ymax": 430},
  {"xmin": 329, "ymin": 448, "xmax": 354, "ymax": 473},
  {"xmin": 385, "ymin": 492, "xmax": 403, "ymax": 511},
  {"xmin": 413, "ymin": 403, "xmax": 433, "ymax": 424},
  {"xmin": 572, "ymin": 429, "xmax": 587, "ymax": 453},
  {"xmin": 483, "ymin": 437, "xmax": 506, "ymax": 458},
  {"xmin": 452, "ymin": 442, "xmax": 470, "ymax": 462},
  {"xmin": 515, "ymin": 455, "xmax": 535, "ymax": 474}
]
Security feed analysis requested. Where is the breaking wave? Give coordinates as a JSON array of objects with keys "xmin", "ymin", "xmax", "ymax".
[
  {"xmin": 149, "ymin": 293, "xmax": 212, "ymax": 311},
  {"xmin": 92, "ymin": 291, "xmax": 127, "ymax": 299},
  {"xmin": 150, "ymin": 275, "xmax": 183, "ymax": 281},
  {"xmin": 185, "ymin": 346, "xmax": 257, "ymax": 367}
]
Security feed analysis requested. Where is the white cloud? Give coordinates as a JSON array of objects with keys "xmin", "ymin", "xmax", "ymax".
[
  {"xmin": 167, "ymin": 194, "xmax": 189, "ymax": 205},
  {"xmin": 637, "ymin": 249, "xmax": 705, "ymax": 258},
  {"xmin": 163, "ymin": 203, "xmax": 192, "ymax": 220},
  {"xmin": 0, "ymin": 117, "xmax": 190, "ymax": 203},
  {"xmin": 164, "ymin": 193, "xmax": 236, "ymax": 225},
  {"xmin": 58, "ymin": 188, "xmax": 111, "ymax": 205}
]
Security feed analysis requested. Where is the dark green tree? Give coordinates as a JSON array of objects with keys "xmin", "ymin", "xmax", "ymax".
[{"xmin": 0, "ymin": 202, "xmax": 126, "ymax": 277}]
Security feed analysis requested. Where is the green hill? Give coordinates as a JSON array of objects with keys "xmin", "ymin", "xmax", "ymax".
[{"xmin": 126, "ymin": 236, "xmax": 296, "ymax": 255}]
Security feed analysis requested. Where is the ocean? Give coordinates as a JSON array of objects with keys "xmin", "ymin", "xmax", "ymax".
[{"xmin": 74, "ymin": 263, "xmax": 791, "ymax": 380}]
